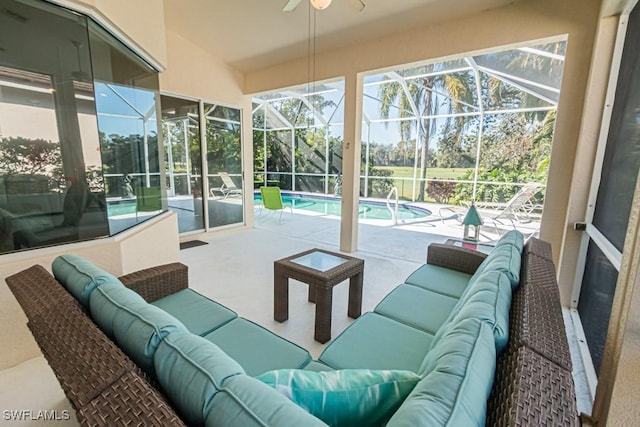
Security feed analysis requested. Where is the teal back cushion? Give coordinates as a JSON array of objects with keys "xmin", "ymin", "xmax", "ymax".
[
  {"xmin": 154, "ymin": 333, "xmax": 326, "ymax": 427},
  {"xmin": 470, "ymin": 243, "xmax": 522, "ymax": 288},
  {"xmin": 425, "ymin": 270, "xmax": 511, "ymax": 369},
  {"xmin": 388, "ymin": 319, "xmax": 496, "ymax": 427},
  {"xmin": 208, "ymin": 375, "xmax": 329, "ymax": 427},
  {"xmin": 257, "ymin": 369, "xmax": 420, "ymax": 426},
  {"xmin": 89, "ymin": 282, "xmax": 188, "ymax": 374},
  {"xmin": 495, "ymin": 230, "xmax": 524, "ymax": 252},
  {"xmin": 52, "ymin": 254, "xmax": 121, "ymax": 308},
  {"xmin": 154, "ymin": 332, "xmax": 245, "ymax": 426}
]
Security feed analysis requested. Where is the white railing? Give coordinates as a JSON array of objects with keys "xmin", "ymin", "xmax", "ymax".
[{"xmin": 386, "ymin": 187, "xmax": 399, "ymax": 225}]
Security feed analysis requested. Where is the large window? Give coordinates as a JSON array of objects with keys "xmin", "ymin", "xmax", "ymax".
[
  {"xmin": 0, "ymin": 0, "xmax": 162, "ymax": 253},
  {"xmin": 253, "ymin": 41, "xmax": 564, "ymax": 234},
  {"xmin": 360, "ymin": 41, "xmax": 564, "ymax": 208},
  {"xmin": 253, "ymin": 82, "xmax": 345, "ymax": 194}
]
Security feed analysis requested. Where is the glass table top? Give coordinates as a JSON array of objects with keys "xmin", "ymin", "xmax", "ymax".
[{"xmin": 290, "ymin": 251, "xmax": 348, "ymax": 272}]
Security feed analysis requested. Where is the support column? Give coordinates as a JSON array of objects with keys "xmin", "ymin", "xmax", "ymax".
[{"xmin": 340, "ymin": 73, "xmax": 363, "ymax": 253}]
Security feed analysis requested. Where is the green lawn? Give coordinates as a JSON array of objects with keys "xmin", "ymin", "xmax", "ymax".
[
  {"xmin": 376, "ymin": 166, "xmax": 471, "ymax": 180},
  {"xmin": 369, "ymin": 166, "xmax": 473, "ymax": 201}
]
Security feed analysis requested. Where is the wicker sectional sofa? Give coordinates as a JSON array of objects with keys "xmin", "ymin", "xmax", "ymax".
[{"xmin": 5, "ymin": 232, "xmax": 579, "ymax": 426}]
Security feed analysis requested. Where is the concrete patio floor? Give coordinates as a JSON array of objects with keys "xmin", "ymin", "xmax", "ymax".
[{"xmin": 179, "ymin": 203, "xmax": 535, "ymax": 359}]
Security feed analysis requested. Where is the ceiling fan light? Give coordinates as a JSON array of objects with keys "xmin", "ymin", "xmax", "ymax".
[{"xmin": 310, "ymin": 0, "xmax": 332, "ymax": 10}]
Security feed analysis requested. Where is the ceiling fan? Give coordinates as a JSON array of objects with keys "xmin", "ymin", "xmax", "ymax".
[{"xmin": 282, "ymin": 0, "xmax": 365, "ymax": 12}]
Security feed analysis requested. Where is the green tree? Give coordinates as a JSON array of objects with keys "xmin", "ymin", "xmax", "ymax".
[
  {"xmin": 452, "ymin": 111, "xmax": 555, "ymax": 204},
  {"xmin": 378, "ymin": 69, "xmax": 475, "ymax": 200},
  {"xmin": 0, "ymin": 137, "xmax": 63, "ymax": 179}
]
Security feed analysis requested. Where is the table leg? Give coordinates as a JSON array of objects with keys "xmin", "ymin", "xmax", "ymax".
[
  {"xmin": 314, "ymin": 285, "xmax": 332, "ymax": 343},
  {"xmin": 308, "ymin": 283, "xmax": 316, "ymax": 303},
  {"xmin": 274, "ymin": 271, "xmax": 289, "ymax": 322},
  {"xmin": 348, "ymin": 271, "xmax": 363, "ymax": 319}
]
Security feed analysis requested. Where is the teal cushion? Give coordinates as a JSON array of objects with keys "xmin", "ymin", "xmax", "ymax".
[
  {"xmin": 471, "ymin": 243, "xmax": 521, "ymax": 288},
  {"xmin": 52, "ymin": 255, "xmax": 121, "ymax": 308},
  {"xmin": 151, "ymin": 289, "xmax": 237, "ymax": 336},
  {"xmin": 388, "ymin": 318, "xmax": 496, "ymax": 427},
  {"xmin": 404, "ymin": 264, "xmax": 472, "ymax": 298},
  {"xmin": 257, "ymin": 369, "xmax": 421, "ymax": 427},
  {"xmin": 426, "ymin": 270, "xmax": 511, "ymax": 361},
  {"xmin": 319, "ymin": 313, "xmax": 433, "ymax": 372},
  {"xmin": 304, "ymin": 361, "xmax": 335, "ymax": 372},
  {"xmin": 374, "ymin": 284, "xmax": 458, "ymax": 333},
  {"xmin": 204, "ymin": 318, "xmax": 311, "ymax": 376},
  {"xmin": 89, "ymin": 282, "xmax": 188, "ymax": 373},
  {"xmin": 495, "ymin": 229, "xmax": 524, "ymax": 252},
  {"xmin": 207, "ymin": 375, "xmax": 328, "ymax": 427},
  {"xmin": 153, "ymin": 332, "xmax": 245, "ymax": 426}
]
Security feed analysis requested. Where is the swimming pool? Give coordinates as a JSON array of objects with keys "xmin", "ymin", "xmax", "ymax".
[{"xmin": 254, "ymin": 192, "xmax": 431, "ymax": 221}]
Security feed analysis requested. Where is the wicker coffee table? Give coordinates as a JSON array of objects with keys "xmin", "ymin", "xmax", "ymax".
[{"xmin": 274, "ymin": 248, "xmax": 364, "ymax": 343}]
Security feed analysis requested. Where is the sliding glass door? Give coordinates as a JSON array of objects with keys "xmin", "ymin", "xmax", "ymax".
[
  {"xmin": 204, "ymin": 103, "xmax": 244, "ymax": 229},
  {"xmin": 160, "ymin": 95, "xmax": 204, "ymax": 233}
]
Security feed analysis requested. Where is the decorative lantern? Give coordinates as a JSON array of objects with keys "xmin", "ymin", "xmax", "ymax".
[{"xmin": 462, "ymin": 202, "xmax": 483, "ymax": 248}]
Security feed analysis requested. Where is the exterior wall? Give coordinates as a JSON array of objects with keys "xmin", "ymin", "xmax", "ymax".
[
  {"xmin": 0, "ymin": 212, "xmax": 179, "ymax": 370},
  {"xmin": 245, "ymin": 0, "xmax": 602, "ymax": 306}
]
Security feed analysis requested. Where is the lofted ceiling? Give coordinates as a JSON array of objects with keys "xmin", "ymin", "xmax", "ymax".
[{"xmin": 162, "ymin": 0, "xmax": 520, "ymax": 73}]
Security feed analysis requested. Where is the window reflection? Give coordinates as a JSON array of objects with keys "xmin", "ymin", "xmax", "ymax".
[{"xmin": 0, "ymin": 0, "xmax": 162, "ymax": 253}]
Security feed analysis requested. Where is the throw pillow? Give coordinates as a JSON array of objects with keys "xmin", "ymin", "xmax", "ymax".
[{"xmin": 256, "ymin": 369, "xmax": 420, "ymax": 427}]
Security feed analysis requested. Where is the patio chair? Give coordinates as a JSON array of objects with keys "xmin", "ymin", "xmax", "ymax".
[
  {"xmin": 439, "ymin": 182, "xmax": 543, "ymax": 235},
  {"xmin": 209, "ymin": 172, "xmax": 243, "ymax": 199},
  {"xmin": 259, "ymin": 186, "xmax": 290, "ymax": 223}
]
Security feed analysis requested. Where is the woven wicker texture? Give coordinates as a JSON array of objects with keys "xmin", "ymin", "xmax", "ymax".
[
  {"xmin": 27, "ymin": 301, "xmax": 137, "ymax": 409},
  {"xmin": 524, "ymin": 237, "xmax": 554, "ymax": 261},
  {"xmin": 487, "ymin": 345, "xmax": 579, "ymax": 427},
  {"xmin": 77, "ymin": 371, "xmax": 185, "ymax": 427},
  {"xmin": 5, "ymin": 265, "xmax": 73, "ymax": 317},
  {"xmin": 426, "ymin": 243, "xmax": 488, "ymax": 274},
  {"xmin": 118, "ymin": 263, "xmax": 188, "ymax": 303},
  {"xmin": 511, "ymin": 250, "xmax": 573, "ymax": 371}
]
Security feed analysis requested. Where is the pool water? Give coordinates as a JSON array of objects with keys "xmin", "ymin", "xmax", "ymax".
[
  {"xmin": 107, "ymin": 201, "xmax": 136, "ymax": 216},
  {"xmin": 255, "ymin": 193, "xmax": 431, "ymax": 221}
]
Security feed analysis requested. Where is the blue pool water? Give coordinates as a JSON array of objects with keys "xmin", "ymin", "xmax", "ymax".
[{"xmin": 255, "ymin": 192, "xmax": 431, "ymax": 221}]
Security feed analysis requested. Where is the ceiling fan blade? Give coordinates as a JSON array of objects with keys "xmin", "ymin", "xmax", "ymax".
[
  {"xmin": 347, "ymin": 0, "xmax": 366, "ymax": 12},
  {"xmin": 282, "ymin": 0, "xmax": 303, "ymax": 12}
]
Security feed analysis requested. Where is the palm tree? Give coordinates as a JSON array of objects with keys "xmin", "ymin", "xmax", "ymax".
[{"xmin": 378, "ymin": 66, "xmax": 475, "ymax": 201}]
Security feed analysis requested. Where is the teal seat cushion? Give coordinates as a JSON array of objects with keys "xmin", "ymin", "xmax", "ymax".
[
  {"xmin": 388, "ymin": 319, "xmax": 496, "ymax": 427},
  {"xmin": 207, "ymin": 375, "xmax": 328, "ymax": 427},
  {"xmin": 151, "ymin": 289, "xmax": 237, "ymax": 336},
  {"xmin": 495, "ymin": 229, "xmax": 524, "ymax": 252},
  {"xmin": 427, "ymin": 270, "xmax": 512, "ymax": 360},
  {"xmin": 52, "ymin": 254, "xmax": 121, "ymax": 308},
  {"xmin": 471, "ymin": 243, "xmax": 521, "ymax": 288},
  {"xmin": 319, "ymin": 313, "xmax": 433, "ymax": 372},
  {"xmin": 374, "ymin": 284, "xmax": 458, "ymax": 333},
  {"xmin": 257, "ymin": 369, "xmax": 421, "ymax": 427},
  {"xmin": 89, "ymin": 282, "xmax": 188, "ymax": 373},
  {"xmin": 304, "ymin": 361, "xmax": 335, "ymax": 372},
  {"xmin": 404, "ymin": 264, "xmax": 472, "ymax": 298},
  {"xmin": 204, "ymin": 318, "xmax": 311, "ymax": 376},
  {"xmin": 153, "ymin": 332, "xmax": 245, "ymax": 426}
]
